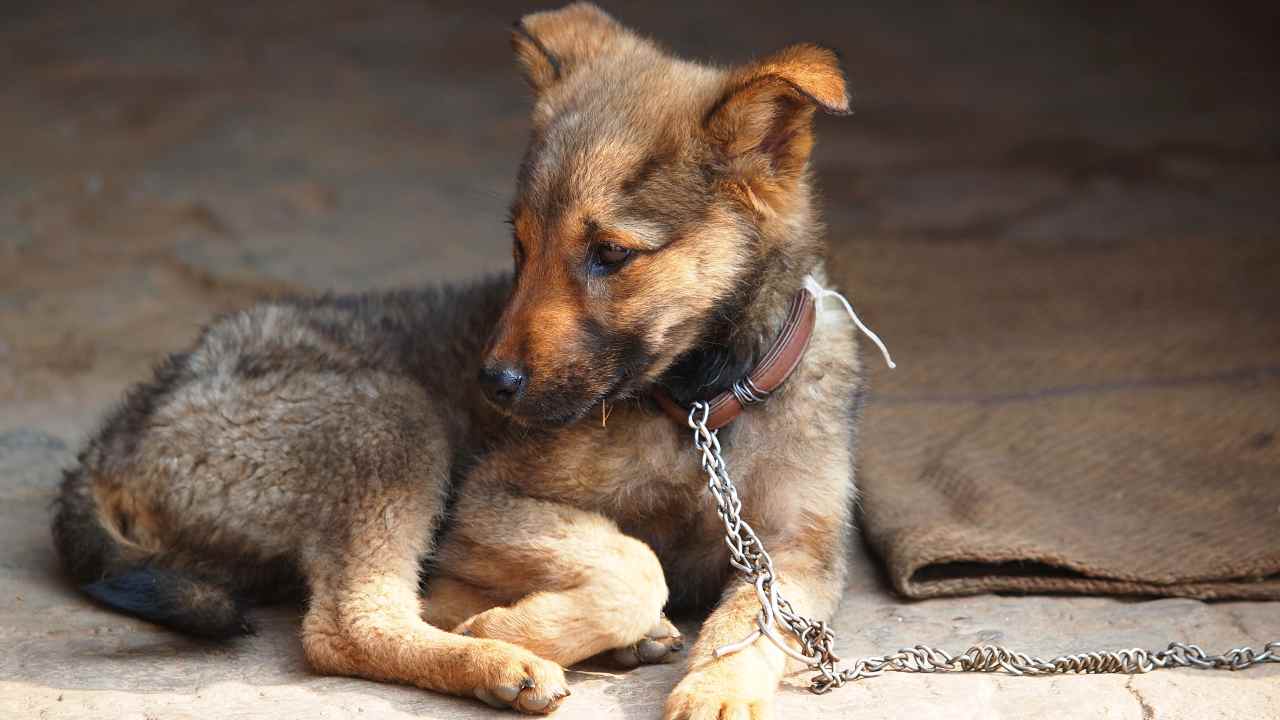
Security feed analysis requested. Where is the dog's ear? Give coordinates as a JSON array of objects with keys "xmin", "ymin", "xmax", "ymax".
[
  {"xmin": 512, "ymin": 2, "xmax": 623, "ymax": 93},
  {"xmin": 705, "ymin": 43, "xmax": 850, "ymax": 203}
]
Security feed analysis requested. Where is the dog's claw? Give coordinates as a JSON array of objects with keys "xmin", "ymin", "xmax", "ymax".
[
  {"xmin": 638, "ymin": 639, "xmax": 670, "ymax": 663},
  {"xmin": 476, "ymin": 677, "xmax": 568, "ymax": 714},
  {"xmin": 605, "ymin": 614, "xmax": 684, "ymax": 668},
  {"xmin": 517, "ymin": 688, "xmax": 555, "ymax": 713},
  {"xmin": 611, "ymin": 644, "xmax": 642, "ymax": 668},
  {"xmin": 466, "ymin": 642, "xmax": 567, "ymax": 715}
]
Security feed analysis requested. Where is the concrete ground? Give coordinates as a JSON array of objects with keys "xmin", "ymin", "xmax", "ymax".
[{"xmin": 2, "ymin": 1, "xmax": 1277, "ymax": 718}]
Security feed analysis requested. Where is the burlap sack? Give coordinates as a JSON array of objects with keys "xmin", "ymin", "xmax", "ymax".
[{"xmin": 847, "ymin": 232, "xmax": 1280, "ymax": 599}]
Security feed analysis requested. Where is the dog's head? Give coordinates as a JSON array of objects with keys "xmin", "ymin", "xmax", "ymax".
[{"xmin": 481, "ymin": 2, "xmax": 849, "ymax": 425}]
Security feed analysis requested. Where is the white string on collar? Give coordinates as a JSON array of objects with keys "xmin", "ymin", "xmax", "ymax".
[{"xmin": 803, "ymin": 275, "xmax": 897, "ymax": 369}]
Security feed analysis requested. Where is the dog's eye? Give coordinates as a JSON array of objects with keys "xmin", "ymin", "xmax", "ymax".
[{"xmin": 593, "ymin": 243, "xmax": 633, "ymax": 270}]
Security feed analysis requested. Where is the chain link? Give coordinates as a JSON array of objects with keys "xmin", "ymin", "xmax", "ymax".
[{"xmin": 685, "ymin": 401, "xmax": 1280, "ymax": 694}]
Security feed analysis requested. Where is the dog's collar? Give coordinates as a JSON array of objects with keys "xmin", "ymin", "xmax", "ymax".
[{"xmin": 653, "ymin": 288, "xmax": 817, "ymax": 431}]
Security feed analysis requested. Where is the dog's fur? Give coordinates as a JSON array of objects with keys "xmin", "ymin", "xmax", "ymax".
[{"xmin": 52, "ymin": 4, "xmax": 864, "ymax": 717}]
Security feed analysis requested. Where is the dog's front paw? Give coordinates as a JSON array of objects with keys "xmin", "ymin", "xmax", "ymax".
[
  {"xmin": 608, "ymin": 615, "xmax": 684, "ymax": 668},
  {"xmin": 467, "ymin": 639, "xmax": 570, "ymax": 715},
  {"xmin": 664, "ymin": 657, "xmax": 775, "ymax": 720}
]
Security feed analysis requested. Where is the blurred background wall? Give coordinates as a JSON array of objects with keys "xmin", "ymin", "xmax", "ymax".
[{"xmin": 2, "ymin": 0, "xmax": 1277, "ymax": 434}]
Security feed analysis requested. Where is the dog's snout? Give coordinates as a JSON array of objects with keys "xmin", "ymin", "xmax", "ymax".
[{"xmin": 479, "ymin": 363, "xmax": 528, "ymax": 407}]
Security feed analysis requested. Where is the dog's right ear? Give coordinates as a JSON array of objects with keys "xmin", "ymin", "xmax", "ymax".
[
  {"xmin": 704, "ymin": 43, "xmax": 851, "ymax": 212},
  {"xmin": 512, "ymin": 2, "xmax": 623, "ymax": 93}
]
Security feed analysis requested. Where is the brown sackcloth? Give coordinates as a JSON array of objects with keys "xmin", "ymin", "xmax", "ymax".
[{"xmin": 845, "ymin": 230, "xmax": 1280, "ymax": 600}]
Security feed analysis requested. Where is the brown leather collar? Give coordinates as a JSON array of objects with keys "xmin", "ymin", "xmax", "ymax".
[{"xmin": 654, "ymin": 288, "xmax": 817, "ymax": 431}]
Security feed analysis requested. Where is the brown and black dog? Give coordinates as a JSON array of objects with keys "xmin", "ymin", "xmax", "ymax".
[{"xmin": 53, "ymin": 4, "xmax": 864, "ymax": 718}]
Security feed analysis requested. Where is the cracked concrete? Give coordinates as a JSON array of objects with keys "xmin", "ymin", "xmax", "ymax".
[
  {"xmin": 1125, "ymin": 678, "xmax": 1157, "ymax": 720},
  {"xmin": 2, "ymin": 1, "xmax": 1277, "ymax": 718}
]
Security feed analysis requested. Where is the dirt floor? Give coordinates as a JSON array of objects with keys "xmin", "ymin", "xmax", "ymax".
[{"xmin": 2, "ymin": 1, "xmax": 1278, "ymax": 718}]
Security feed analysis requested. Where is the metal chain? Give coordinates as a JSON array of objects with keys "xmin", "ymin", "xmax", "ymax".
[{"xmin": 685, "ymin": 401, "xmax": 1280, "ymax": 694}]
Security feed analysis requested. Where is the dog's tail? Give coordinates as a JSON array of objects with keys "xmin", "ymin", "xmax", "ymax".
[{"xmin": 51, "ymin": 465, "xmax": 253, "ymax": 640}]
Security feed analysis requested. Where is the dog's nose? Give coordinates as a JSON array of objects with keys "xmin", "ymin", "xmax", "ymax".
[{"xmin": 479, "ymin": 363, "xmax": 527, "ymax": 407}]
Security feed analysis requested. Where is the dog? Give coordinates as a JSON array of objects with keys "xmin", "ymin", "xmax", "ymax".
[{"xmin": 52, "ymin": 4, "xmax": 864, "ymax": 718}]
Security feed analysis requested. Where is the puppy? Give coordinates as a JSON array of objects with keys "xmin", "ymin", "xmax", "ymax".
[{"xmin": 53, "ymin": 4, "xmax": 863, "ymax": 718}]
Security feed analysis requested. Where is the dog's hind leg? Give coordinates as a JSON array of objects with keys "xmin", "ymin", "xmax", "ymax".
[
  {"xmin": 431, "ymin": 489, "xmax": 677, "ymax": 668},
  {"xmin": 299, "ymin": 488, "xmax": 569, "ymax": 714},
  {"xmin": 422, "ymin": 575, "xmax": 682, "ymax": 669},
  {"xmin": 420, "ymin": 576, "xmax": 506, "ymax": 630}
]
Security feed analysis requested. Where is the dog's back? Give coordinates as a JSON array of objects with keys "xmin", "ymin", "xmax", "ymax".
[{"xmin": 52, "ymin": 280, "xmax": 510, "ymax": 637}]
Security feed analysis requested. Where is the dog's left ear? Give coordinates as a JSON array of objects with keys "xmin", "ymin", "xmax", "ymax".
[
  {"xmin": 512, "ymin": 2, "xmax": 623, "ymax": 93},
  {"xmin": 705, "ymin": 43, "xmax": 850, "ymax": 202}
]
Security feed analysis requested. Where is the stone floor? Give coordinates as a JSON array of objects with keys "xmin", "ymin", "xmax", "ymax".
[{"xmin": 1, "ymin": 1, "xmax": 1277, "ymax": 718}]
